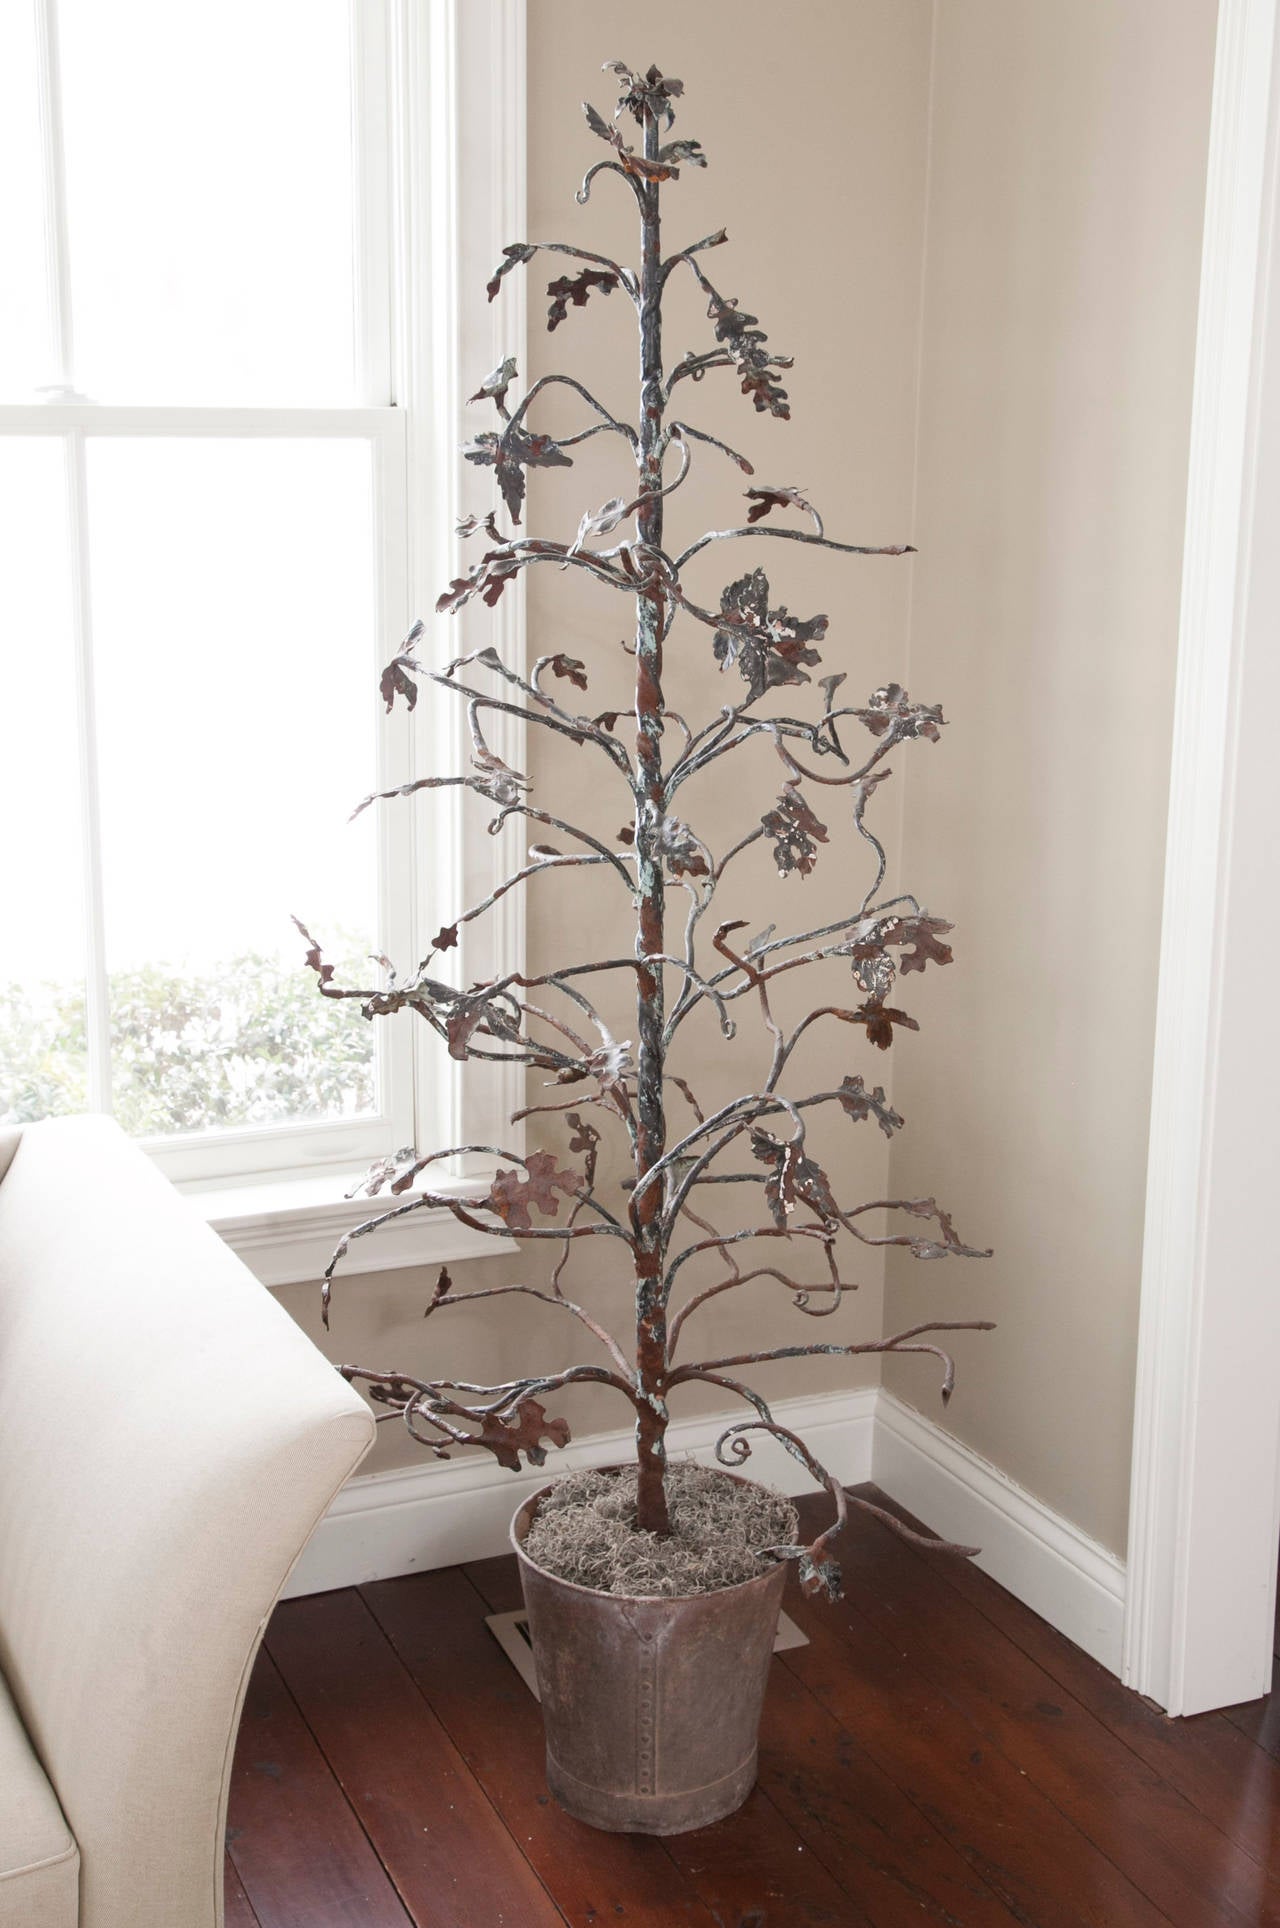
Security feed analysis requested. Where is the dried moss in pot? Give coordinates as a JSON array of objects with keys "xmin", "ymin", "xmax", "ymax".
[{"xmin": 522, "ymin": 1462, "xmax": 799, "ymax": 1597}]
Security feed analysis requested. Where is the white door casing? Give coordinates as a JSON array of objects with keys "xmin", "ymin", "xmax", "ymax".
[{"xmin": 1125, "ymin": 0, "xmax": 1280, "ymax": 1717}]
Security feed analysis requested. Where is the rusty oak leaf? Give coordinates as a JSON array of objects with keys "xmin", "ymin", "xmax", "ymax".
[
  {"xmin": 745, "ymin": 485, "xmax": 816, "ymax": 525},
  {"xmin": 445, "ymin": 989, "xmax": 523, "ymax": 1061},
  {"xmin": 760, "ymin": 781, "xmax": 828, "ymax": 877},
  {"xmin": 750, "ymin": 1129, "xmax": 840, "ymax": 1229},
  {"xmin": 605, "ymin": 60, "xmax": 684, "ymax": 128},
  {"xmin": 487, "ymin": 1149, "xmax": 582, "ymax": 1232},
  {"xmin": 837, "ymin": 1074, "xmax": 903, "ymax": 1138},
  {"xmin": 379, "ymin": 620, "xmax": 425, "ymax": 712},
  {"xmin": 462, "ymin": 427, "xmax": 572, "ymax": 525},
  {"xmin": 855, "ymin": 1000, "xmax": 921, "ymax": 1051},
  {"xmin": 292, "ymin": 916, "xmax": 335, "ymax": 989},
  {"xmin": 472, "ymin": 1397, "xmax": 572, "ymax": 1472},
  {"xmin": 545, "ymin": 653, "xmax": 589, "ymax": 692},
  {"xmin": 658, "ymin": 137, "xmax": 707, "ymax": 170},
  {"xmin": 713, "ymin": 570, "xmax": 827, "ymax": 700},
  {"xmin": 861, "ymin": 683, "xmax": 946, "ymax": 743},
  {"xmin": 361, "ymin": 1375, "xmax": 427, "ymax": 1411},
  {"xmin": 565, "ymin": 1110, "xmax": 601, "ymax": 1187},
  {"xmin": 547, "ymin": 268, "xmax": 620, "ymax": 331},
  {"xmin": 704, "ymin": 288, "xmax": 792, "ymax": 419},
  {"xmin": 897, "ymin": 913, "xmax": 955, "ymax": 974}
]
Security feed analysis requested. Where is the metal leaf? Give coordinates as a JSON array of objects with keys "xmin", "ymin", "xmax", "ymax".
[
  {"xmin": 462, "ymin": 427, "xmax": 572, "ymax": 525},
  {"xmin": 547, "ymin": 268, "xmax": 620, "ymax": 331},
  {"xmin": 379, "ymin": 620, "xmax": 425, "ymax": 712},
  {"xmin": 861, "ymin": 683, "xmax": 946, "ymax": 742},
  {"xmin": 582, "ymin": 99, "xmax": 679, "ymax": 181},
  {"xmin": 468, "ymin": 357, "xmax": 519, "ymax": 409},
  {"xmin": 760, "ymin": 781, "xmax": 828, "ymax": 877},
  {"xmin": 837, "ymin": 1074, "xmax": 903, "ymax": 1138},
  {"xmin": 713, "ymin": 569, "xmax": 827, "ymax": 699},
  {"xmin": 745, "ymin": 485, "xmax": 815, "ymax": 524},
  {"xmin": 486, "ymin": 243, "xmax": 536, "ymax": 303},
  {"xmin": 472, "ymin": 1397, "xmax": 572, "ymax": 1472},
  {"xmin": 469, "ymin": 743, "xmax": 530, "ymax": 808},
  {"xmin": 704, "ymin": 288, "xmax": 792, "ymax": 418},
  {"xmin": 488, "ymin": 1150, "xmax": 582, "ymax": 1232},
  {"xmin": 659, "ymin": 816, "xmax": 710, "ymax": 879},
  {"xmin": 854, "ymin": 1000, "xmax": 921, "ymax": 1051},
  {"xmin": 604, "ymin": 60, "xmax": 685, "ymax": 128}
]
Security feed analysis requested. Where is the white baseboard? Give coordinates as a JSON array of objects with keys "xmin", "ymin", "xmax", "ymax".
[
  {"xmin": 873, "ymin": 1391, "xmax": 1126, "ymax": 1673},
  {"xmin": 286, "ymin": 1383, "xmax": 1127, "ymax": 1680},
  {"xmin": 284, "ymin": 1385, "xmax": 877, "ymax": 1599}
]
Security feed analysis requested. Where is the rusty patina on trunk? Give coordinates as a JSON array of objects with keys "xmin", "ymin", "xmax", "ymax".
[{"xmin": 513, "ymin": 1477, "xmax": 787, "ymax": 1833}]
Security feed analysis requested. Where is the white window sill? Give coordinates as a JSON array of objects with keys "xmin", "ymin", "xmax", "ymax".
[{"xmin": 191, "ymin": 1169, "xmax": 514, "ymax": 1289}]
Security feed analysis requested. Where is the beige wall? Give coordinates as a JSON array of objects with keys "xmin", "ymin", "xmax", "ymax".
[
  {"xmin": 301, "ymin": 2, "xmax": 936, "ymax": 1476},
  {"xmin": 882, "ymin": 0, "xmax": 1218, "ymax": 1553},
  {"xmin": 294, "ymin": 3, "xmax": 1218, "ymax": 1552}
]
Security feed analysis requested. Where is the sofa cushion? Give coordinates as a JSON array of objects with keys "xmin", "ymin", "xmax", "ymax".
[{"xmin": 0, "ymin": 1665, "xmax": 77, "ymax": 1926}]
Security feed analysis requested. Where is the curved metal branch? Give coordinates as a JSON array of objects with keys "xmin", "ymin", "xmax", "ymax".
[
  {"xmin": 487, "ymin": 804, "xmax": 637, "ymax": 887},
  {"xmin": 428, "ymin": 1278, "xmax": 631, "ymax": 1377},
  {"xmin": 667, "ymin": 420, "xmax": 755, "ymax": 476},
  {"xmin": 506, "ymin": 372, "xmax": 639, "ymax": 449},
  {"xmin": 576, "ymin": 157, "xmax": 646, "ymax": 211},
  {"xmin": 673, "ymin": 524, "xmax": 914, "ymax": 572}
]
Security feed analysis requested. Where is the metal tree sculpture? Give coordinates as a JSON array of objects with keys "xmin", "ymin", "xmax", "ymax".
[{"xmin": 301, "ymin": 61, "xmax": 991, "ymax": 1598}]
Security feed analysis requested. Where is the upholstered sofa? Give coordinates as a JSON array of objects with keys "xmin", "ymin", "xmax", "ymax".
[{"xmin": 0, "ymin": 1116, "xmax": 375, "ymax": 1926}]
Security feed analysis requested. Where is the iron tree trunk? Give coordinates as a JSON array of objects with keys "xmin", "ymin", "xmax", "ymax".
[{"xmin": 632, "ymin": 105, "xmax": 670, "ymax": 1536}]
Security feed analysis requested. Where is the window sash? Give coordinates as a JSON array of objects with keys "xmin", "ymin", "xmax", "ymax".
[{"xmin": 2, "ymin": 0, "xmax": 529, "ymax": 1219}]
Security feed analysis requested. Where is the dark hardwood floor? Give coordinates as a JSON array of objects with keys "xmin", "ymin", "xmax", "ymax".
[{"xmin": 225, "ymin": 1484, "xmax": 1280, "ymax": 1927}]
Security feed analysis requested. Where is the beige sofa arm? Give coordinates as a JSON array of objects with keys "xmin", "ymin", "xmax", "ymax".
[{"xmin": 0, "ymin": 1117, "xmax": 375, "ymax": 1928}]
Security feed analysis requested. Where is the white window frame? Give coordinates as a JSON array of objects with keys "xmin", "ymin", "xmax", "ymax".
[{"xmin": 3, "ymin": 0, "xmax": 527, "ymax": 1280}]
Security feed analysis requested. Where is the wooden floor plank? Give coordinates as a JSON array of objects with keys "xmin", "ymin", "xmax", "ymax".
[
  {"xmin": 226, "ymin": 1648, "xmax": 410, "ymax": 1928},
  {"xmin": 782, "ymin": 1576, "xmax": 1171, "ymax": 1928},
  {"xmin": 804, "ymin": 1492, "xmax": 1280, "ymax": 1928},
  {"xmin": 223, "ymin": 1855, "xmax": 261, "ymax": 1928},
  {"xmin": 757, "ymin": 1632, "xmax": 1025, "ymax": 1928},
  {"xmin": 1225, "ymin": 1689, "xmax": 1280, "ymax": 1761},
  {"xmin": 266, "ymin": 1588, "xmax": 566, "ymax": 1928},
  {"xmin": 365, "ymin": 1562, "xmax": 783, "ymax": 1928},
  {"xmin": 864, "ymin": 1482, "xmax": 1280, "ymax": 1871}
]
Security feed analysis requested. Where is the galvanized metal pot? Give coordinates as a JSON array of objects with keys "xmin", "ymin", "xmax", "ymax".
[{"xmin": 511, "ymin": 1471, "xmax": 788, "ymax": 1835}]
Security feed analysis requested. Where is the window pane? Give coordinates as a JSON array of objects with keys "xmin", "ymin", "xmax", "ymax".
[
  {"xmin": 87, "ymin": 437, "xmax": 379, "ymax": 1136},
  {"xmin": 0, "ymin": 5, "xmax": 57, "ymax": 397},
  {"xmin": 57, "ymin": 0, "xmax": 357, "ymax": 403},
  {"xmin": 0, "ymin": 439, "xmax": 87, "ymax": 1120}
]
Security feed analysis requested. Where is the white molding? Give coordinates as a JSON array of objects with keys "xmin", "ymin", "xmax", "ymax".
[
  {"xmin": 1125, "ymin": 0, "xmax": 1280, "ymax": 1714},
  {"xmin": 396, "ymin": 0, "xmax": 529, "ymax": 1175},
  {"xmin": 285, "ymin": 1387, "xmax": 1125, "ymax": 1677},
  {"xmin": 194, "ymin": 1171, "xmax": 514, "ymax": 1289},
  {"xmin": 875, "ymin": 1394, "xmax": 1126, "ymax": 1674},
  {"xmin": 284, "ymin": 1386, "xmax": 877, "ymax": 1597}
]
